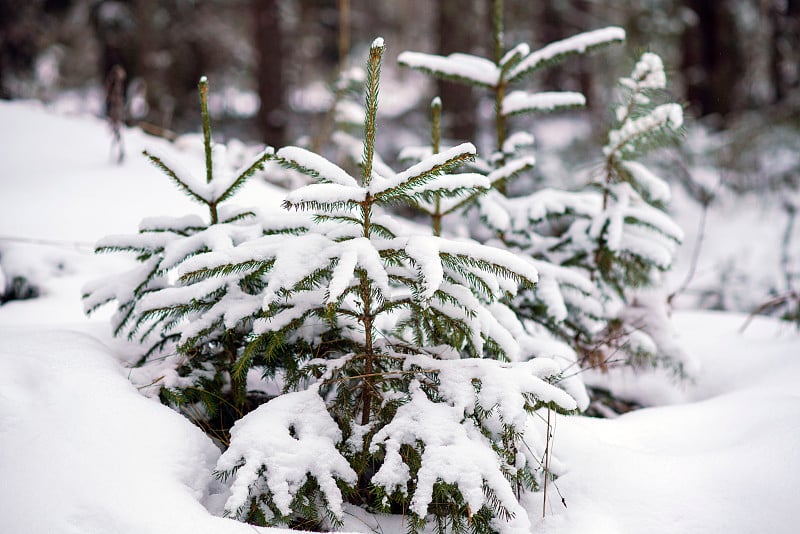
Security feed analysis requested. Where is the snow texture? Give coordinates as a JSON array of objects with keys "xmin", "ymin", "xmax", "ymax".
[
  {"xmin": 509, "ymin": 27, "xmax": 626, "ymax": 81},
  {"xmin": 217, "ymin": 386, "xmax": 357, "ymax": 520},
  {"xmin": 0, "ymin": 328, "xmax": 280, "ymax": 534},
  {"xmin": 502, "ymin": 91, "xmax": 586, "ymax": 116}
]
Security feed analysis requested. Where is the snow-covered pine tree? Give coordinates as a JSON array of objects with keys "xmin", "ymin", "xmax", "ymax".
[
  {"xmin": 168, "ymin": 39, "xmax": 583, "ymax": 532},
  {"xmin": 82, "ymin": 77, "xmax": 276, "ymax": 436},
  {"xmin": 399, "ymin": 2, "xmax": 690, "ymax": 382},
  {"xmin": 398, "ymin": 0, "xmax": 616, "ymax": 367},
  {"xmin": 398, "ymin": 0, "xmax": 623, "ymax": 169},
  {"xmin": 479, "ymin": 54, "xmax": 686, "ymax": 374},
  {"xmin": 578, "ymin": 52, "xmax": 685, "ymax": 369}
]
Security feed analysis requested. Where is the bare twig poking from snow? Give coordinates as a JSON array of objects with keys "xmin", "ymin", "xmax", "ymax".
[
  {"xmin": 781, "ymin": 202, "xmax": 797, "ymax": 294},
  {"xmin": 739, "ymin": 291, "xmax": 800, "ymax": 333},
  {"xmin": 667, "ymin": 155, "xmax": 720, "ymax": 307},
  {"xmin": 667, "ymin": 199, "xmax": 710, "ymax": 307},
  {"xmin": 740, "ymin": 201, "xmax": 800, "ymax": 333},
  {"xmin": 542, "ymin": 407, "xmax": 552, "ymax": 519}
]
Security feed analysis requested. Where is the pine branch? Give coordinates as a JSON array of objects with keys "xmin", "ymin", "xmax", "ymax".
[
  {"xmin": 371, "ymin": 143, "xmax": 477, "ymax": 203},
  {"xmin": 501, "ymin": 91, "xmax": 586, "ymax": 117},
  {"xmin": 362, "ymin": 38, "xmax": 385, "ymax": 186},
  {"xmin": 507, "ymin": 27, "xmax": 626, "ymax": 83},
  {"xmin": 198, "ymin": 77, "xmax": 213, "ymax": 185},
  {"xmin": 216, "ymin": 148, "xmax": 276, "ymax": 204},
  {"xmin": 143, "ymin": 150, "xmax": 209, "ymax": 206},
  {"xmin": 397, "ymin": 52, "xmax": 497, "ymax": 89},
  {"xmin": 272, "ymin": 146, "xmax": 357, "ymax": 186}
]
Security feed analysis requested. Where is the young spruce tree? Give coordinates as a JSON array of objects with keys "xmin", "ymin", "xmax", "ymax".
[
  {"xmin": 82, "ymin": 77, "xmax": 277, "ymax": 439},
  {"xmin": 564, "ymin": 52, "xmax": 686, "ymax": 370},
  {"xmin": 163, "ymin": 39, "xmax": 581, "ymax": 532},
  {"xmin": 398, "ymin": 0, "xmax": 621, "ymax": 372},
  {"xmin": 399, "ymin": 1, "xmax": 688, "ymax": 380}
]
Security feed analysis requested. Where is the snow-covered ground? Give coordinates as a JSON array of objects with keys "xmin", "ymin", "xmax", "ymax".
[{"xmin": 1, "ymin": 101, "xmax": 798, "ymax": 533}]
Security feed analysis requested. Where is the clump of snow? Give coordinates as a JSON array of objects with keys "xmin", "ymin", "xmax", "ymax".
[
  {"xmin": 502, "ymin": 91, "xmax": 586, "ymax": 116},
  {"xmin": 622, "ymin": 52, "xmax": 666, "ymax": 91},
  {"xmin": 217, "ymin": 386, "xmax": 357, "ymax": 521},
  {"xmin": 370, "ymin": 384, "xmax": 533, "ymax": 533},
  {"xmin": 605, "ymin": 103, "xmax": 684, "ymax": 157},
  {"xmin": 509, "ymin": 27, "xmax": 626, "ymax": 81}
]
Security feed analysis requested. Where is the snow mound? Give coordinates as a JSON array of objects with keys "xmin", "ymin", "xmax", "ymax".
[{"xmin": 0, "ymin": 328, "xmax": 292, "ymax": 534}]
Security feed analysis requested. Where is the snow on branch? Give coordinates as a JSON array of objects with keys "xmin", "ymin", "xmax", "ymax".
[
  {"xmin": 604, "ymin": 103, "xmax": 683, "ymax": 158},
  {"xmin": 283, "ymin": 183, "xmax": 366, "ymax": 211},
  {"xmin": 370, "ymin": 384, "xmax": 532, "ymax": 533},
  {"xmin": 398, "ymin": 51, "xmax": 500, "ymax": 88},
  {"xmin": 499, "ymin": 43, "xmax": 531, "ymax": 71},
  {"xmin": 501, "ymin": 91, "xmax": 586, "ymax": 117},
  {"xmin": 274, "ymin": 146, "xmax": 358, "ymax": 187},
  {"xmin": 216, "ymin": 386, "xmax": 357, "ymax": 521},
  {"xmin": 508, "ymin": 26, "xmax": 625, "ymax": 82},
  {"xmin": 369, "ymin": 142, "xmax": 477, "ymax": 201}
]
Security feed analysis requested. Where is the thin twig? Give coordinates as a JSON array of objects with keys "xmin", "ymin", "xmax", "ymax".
[
  {"xmin": 668, "ymin": 196, "xmax": 711, "ymax": 306},
  {"xmin": 780, "ymin": 203, "xmax": 797, "ymax": 293},
  {"xmin": 542, "ymin": 407, "xmax": 552, "ymax": 519},
  {"xmin": 739, "ymin": 291, "xmax": 799, "ymax": 333}
]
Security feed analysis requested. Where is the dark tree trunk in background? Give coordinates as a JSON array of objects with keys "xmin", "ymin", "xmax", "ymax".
[
  {"xmin": 681, "ymin": 0, "xmax": 744, "ymax": 120},
  {"xmin": 436, "ymin": 0, "xmax": 477, "ymax": 142},
  {"xmin": 254, "ymin": 0, "xmax": 286, "ymax": 147},
  {"xmin": 0, "ymin": 1, "xmax": 37, "ymax": 98},
  {"xmin": 539, "ymin": 3, "xmax": 567, "ymax": 89},
  {"xmin": 769, "ymin": 0, "xmax": 800, "ymax": 104},
  {"xmin": 91, "ymin": 1, "xmax": 138, "ymax": 93}
]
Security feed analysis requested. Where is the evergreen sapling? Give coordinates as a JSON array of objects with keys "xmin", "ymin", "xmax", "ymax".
[
  {"xmin": 197, "ymin": 39, "xmax": 582, "ymax": 532},
  {"xmin": 399, "ymin": 2, "xmax": 689, "ymax": 382},
  {"xmin": 83, "ymin": 77, "xmax": 278, "ymax": 438},
  {"xmin": 398, "ymin": 0, "xmax": 619, "ymax": 376}
]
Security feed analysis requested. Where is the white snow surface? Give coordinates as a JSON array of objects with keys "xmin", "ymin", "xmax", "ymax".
[
  {"xmin": 2, "ymin": 101, "xmax": 799, "ymax": 533},
  {"xmin": 0, "ymin": 327, "xmax": 275, "ymax": 534}
]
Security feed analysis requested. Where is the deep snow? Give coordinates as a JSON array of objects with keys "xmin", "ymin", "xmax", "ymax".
[{"xmin": 1, "ymin": 101, "xmax": 799, "ymax": 533}]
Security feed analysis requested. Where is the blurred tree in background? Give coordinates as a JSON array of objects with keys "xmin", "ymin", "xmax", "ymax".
[{"xmin": 0, "ymin": 0, "xmax": 797, "ymax": 143}]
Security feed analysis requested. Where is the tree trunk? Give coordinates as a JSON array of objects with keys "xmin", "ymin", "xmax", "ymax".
[
  {"xmin": 436, "ymin": 0, "xmax": 477, "ymax": 142},
  {"xmin": 254, "ymin": 0, "xmax": 286, "ymax": 147},
  {"xmin": 681, "ymin": 0, "xmax": 744, "ymax": 120},
  {"xmin": 769, "ymin": 0, "xmax": 800, "ymax": 104}
]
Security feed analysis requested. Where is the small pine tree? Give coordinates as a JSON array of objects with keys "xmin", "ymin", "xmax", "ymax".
[
  {"xmin": 83, "ymin": 77, "xmax": 277, "ymax": 438},
  {"xmin": 579, "ymin": 52, "xmax": 686, "ymax": 369},
  {"xmin": 169, "ymin": 39, "xmax": 580, "ymax": 532},
  {"xmin": 399, "ymin": 1, "xmax": 688, "ymax": 380},
  {"xmin": 501, "ymin": 52, "xmax": 686, "ymax": 372},
  {"xmin": 398, "ymin": 0, "xmax": 621, "ymax": 371}
]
